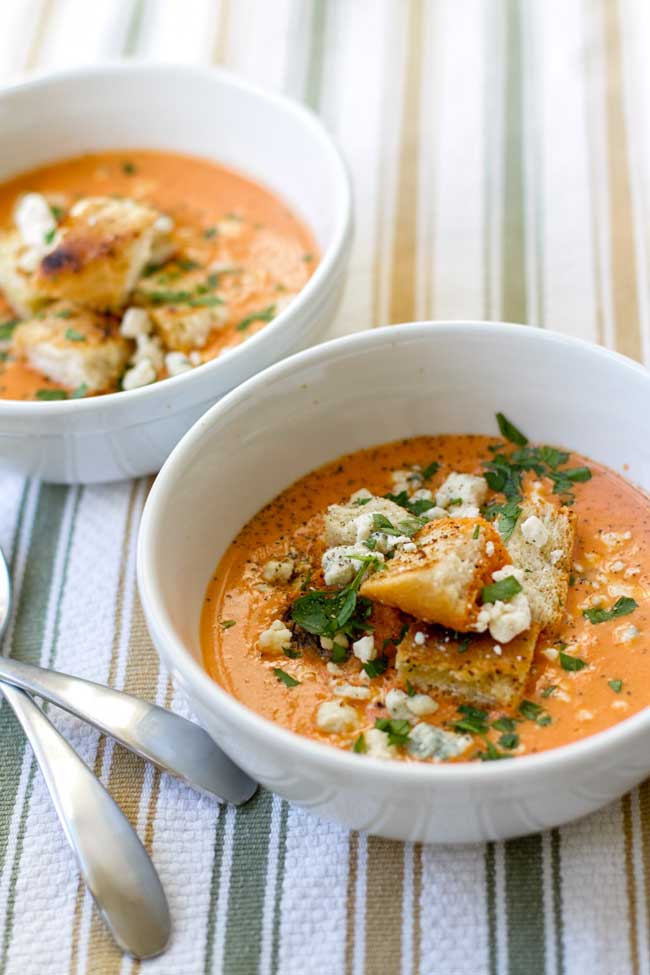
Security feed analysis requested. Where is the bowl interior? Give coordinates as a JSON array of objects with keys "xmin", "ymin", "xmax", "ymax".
[
  {"xmin": 0, "ymin": 63, "xmax": 345, "ymax": 255},
  {"xmin": 143, "ymin": 322, "xmax": 650, "ymax": 672}
]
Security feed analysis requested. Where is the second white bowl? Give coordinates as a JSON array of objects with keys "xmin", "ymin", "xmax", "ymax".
[{"xmin": 0, "ymin": 62, "xmax": 352, "ymax": 483}]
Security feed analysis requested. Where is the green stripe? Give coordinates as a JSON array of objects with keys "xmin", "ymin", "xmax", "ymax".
[
  {"xmin": 270, "ymin": 801, "xmax": 289, "ymax": 975},
  {"xmin": 203, "ymin": 807, "xmax": 228, "ymax": 974},
  {"xmin": 501, "ymin": 0, "xmax": 527, "ymax": 324},
  {"xmin": 221, "ymin": 789, "xmax": 274, "ymax": 974},
  {"xmin": 551, "ymin": 829, "xmax": 565, "ymax": 975},
  {"xmin": 485, "ymin": 841, "xmax": 498, "ymax": 975},
  {"xmin": 123, "ymin": 0, "xmax": 145, "ymax": 55},
  {"xmin": 304, "ymin": 0, "xmax": 327, "ymax": 111},
  {"xmin": 0, "ymin": 485, "xmax": 66, "ymax": 882},
  {"xmin": 0, "ymin": 487, "xmax": 81, "ymax": 975},
  {"xmin": 505, "ymin": 834, "xmax": 545, "ymax": 975}
]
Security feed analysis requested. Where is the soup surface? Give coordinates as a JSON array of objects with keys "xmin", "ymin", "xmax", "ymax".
[
  {"xmin": 0, "ymin": 150, "xmax": 317, "ymax": 400},
  {"xmin": 202, "ymin": 417, "xmax": 650, "ymax": 764}
]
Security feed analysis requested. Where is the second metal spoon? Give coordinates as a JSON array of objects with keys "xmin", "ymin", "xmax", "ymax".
[{"xmin": 0, "ymin": 654, "xmax": 257, "ymax": 805}]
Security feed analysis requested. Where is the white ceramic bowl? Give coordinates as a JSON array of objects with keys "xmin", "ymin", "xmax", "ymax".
[
  {"xmin": 138, "ymin": 322, "xmax": 650, "ymax": 843},
  {"xmin": 0, "ymin": 62, "xmax": 352, "ymax": 483}
]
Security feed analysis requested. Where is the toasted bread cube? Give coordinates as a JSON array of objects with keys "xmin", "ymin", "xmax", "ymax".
[
  {"xmin": 134, "ymin": 262, "xmax": 228, "ymax": 351},
  {"xmin": 359, "ymin": 517, "xmax": 509, "ymax": 632},
  {"xmin": 506, "ymin": 500, "xmax": 576, "ymax": 630},
  {"xmin": 12, "ymin": 302, "xmax": 132, "ymax": 392},
  {"xmin": 31, "ymin": 197, "xmax": 173, "ymax": 311},
  {"xmin": 395, "ymin": 622, "xmax": 541, "ymax": 708},
  {"xmin": 324, "ymin": 493, "xmax": 419, "ymax": 548}
]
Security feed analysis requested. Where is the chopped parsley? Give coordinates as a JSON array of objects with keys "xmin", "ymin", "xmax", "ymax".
[
  {"xmin": 608, "ymin": 679, "xmax": 623, "ymax": 693},
  {"xmin": 481, "ymin": 575, "xmax": 522, "ymax": 604},
  {"xmin": 302, "ymin": 253, "xmax": 314, "ymax": 262},
  {"xmin": 384, "ymin": 490, "xmax": 434, "ymax": 516},
  {"xmin": 65, "ymin": 328, "xmax": 86, "ymax": 342},
  {"xmin": 49, "ymin": 204, "xmax": 64, "ymax": 221},
  {"xmin": 121, "ymin": 160, "xmax": 137, "ymax": 175},
  {"xmin": 405, "ymin": 679, "xmax": 416, "ymax": 697},
  {"xmin": 483, "ymin": 497, "xmax": 522, "ymax": 542},
  {"xmin": 282, "ymin": 646, "xmax": 302, "ymax": 659},
  {"xmin": 498, "ymin": 732, "xmax": 520, "ymax": 750},
  {"xmin": 273, "ymin": 668, "xmax": 300, "ymax": 688},
  {"xmin": 36, "ymin": 388, "xmax": 67, "ymax": 400},
  {"xmin": 70, "ymin": 383, "xmax": 88, "ymax": 399},
  {"xmin": 375, "ymin": 718, "xmax": 411, "ymax": 747},
  {"xmin": 421, "ymin": 460, "xmax": 440, "ymax": 480},
  {"xmin": 220, "ymin": 619, "xmax": 237, "ymax": 629},
  {"xmin": 541, "ymin": 685, "xmax": 558, "ymax": 698},
  {"xmin": 454, "ymin": 704, "xmax": 490, "ymax": 736},
  {"xmin": 492, "ymin": 716, "xmax": 517, "ymax": 733},
  {"xmin": 331, "ymin": 643, "xmax": 348, "ymax": 664},
  {"xmin": 352, "ymin": 734, "xmax": 367, "ymax": 753},
  {"xmin": 457, "ymin": 635, "xmax": 471, "ymax": 653},
  {"xmin": 203, "ymin": 226, "xmax": 219, "ymax": 239},
  {"xmin": 472, "ymin": 524, "xmax": 480, "ymax": 539},
  {"xmin": 43, "ymin": 227, "xmax": 56, "ymax": 245},
  {"xmin": 478, "ymin": 741, "xmax": 510, "ymax": 761},
  {"xmin": 559, "ymin": 651, "xmax": 587, "ymax": 672},
  {"xmin": 496, "ymin": 412, "xmax": 528, "ymax": 446},
  {"xmin": 291, "ymin": 557, "xmax": 378, "ymax": 641},
  {"xmin": 0, "ymin": 319, "xmax": 19, "ymax": 341},
  {"xmin": 236, "ymin": 305, "xmax": 276, "ymax": 332},
  {"xmin": 362, "ymin": 655, "xmax": 388, "ymax": 678},
  {"xmin": 55, "ymin": 308, "xmax": 73, "ymax": 319},
  {"xmin": 583, "ymin": 597, "xmax": 638, "ymax": 624},
  {"xmin": 518, "ymin": 699, "xmax": 551, "ymax": 726}
]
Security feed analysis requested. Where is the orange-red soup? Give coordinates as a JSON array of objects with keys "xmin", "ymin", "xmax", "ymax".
[
  {"xmin": 0, "ymin": 150, "xmax": 317, "ymax": 400},
  {"xmin": 201, "ymin": 435, "xmax": 650, "ymax": 763}
]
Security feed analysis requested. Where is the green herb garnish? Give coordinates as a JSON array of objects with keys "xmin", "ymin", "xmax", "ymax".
[
  {"xmin": 362, "ymin": 655, "xmax": 388, "ymax": 678},
  {"xmin": 422, "ymin": 461, "xmax": 440, "ymax": 480},
  {"xmin": 0, "ymin": 319, "xmax": 19, "ymax": 341},
  {"xmin": 283, "ymin": 646, "xmax": 301, "ymax": 659},
  {"xmin": 236, "ymin": 305, "xmax": 276, "ymax": 332},
  {"xmin": 481, "ymin": 575, "xmax": 522, "ymax": 604},
  {"xmin": 405, "ymin": 679, "xmax": 416, "ymax": 697},
  {"xmin": 472, "ymin": 524, "xmax": 480, "ymax": 539},
  {"xmin": 36, "ymin": 389, "xmax": 67, "ymax": 400},
  {"xmin": 291, "ymin": 557, "xmax": 378, "ymax": 641},
  {"xmin": 55, "ymin": 308, "xmax": 73, "ymax": 319},
  {"xmin": 541, "ymin": 685, "xmax": 557, "ymax": 698},
  {"xmin": 498, "ymin": 732, "xmax": 520, "ymax": 750},
  {"xmin": 384, "ymin": 490, "xmax": 434, "ymax": 516},
  {"xmin": 496, "ymin": 412, "xmax": 528, "ymax": 446},
  {"xmin": 608, "ymin": 679, "xmax": 623, "ymax": 693},
  {"xmin": 353, "ymin": 734, "xmax": 367, "ymax": 753},
  {"xmin": 375, "ymin": 718, "xmax": 411, "ymax": 747},
  {"xmin": 273, "ymin": 668, "xmax": 300, "ymax": 688},
  {"xmin": 220, "ymin": 619, "xmax": 237, "ymax": 629},
  {"xmin": 559, "ymin": 651, "xmax": 587, "ymax": 672},
  {"xmin": 122, "ymin": 160, "xmax": 136, "ymax": 175},
  {"xmin": 583, "ymin": 597, "xmax": 638, "ymax": 624},
  {"xmin": 43, "ymin": 227, "xmax": 56, "ymax": 245},
  {"xmin": 70, "ymin": 384, "xmax": 88, "ymax": 399},
  {"xmin": 492, "ymin": 716, "xmax": 517, "ymax": 733},
  {"xmin": 65, "ymin": 328, "xmax": 85, "ymax": 342}
]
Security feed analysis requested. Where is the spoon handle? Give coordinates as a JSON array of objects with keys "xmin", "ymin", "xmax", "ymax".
[
  {"xmin": 0, "ymin": 656, "xmax": 255, "ymax": 805},
  {"xmin": 0, "ymin": 683, "xmax": 170, "ymax": 959}
]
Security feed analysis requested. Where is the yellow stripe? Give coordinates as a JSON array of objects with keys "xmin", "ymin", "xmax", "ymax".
[
  {"xmin": 622, "ymin": 793, "xmax": 640, "ymax": 975},
  {"xmin": 388, "ymin": 0, "xmax": 424, "ymax": 326},
  {"xmin": 364, "ymin": 838, "xmax": 405, "ymax": 975},
  {"xmin": 602, "ymin": 0, "xmax": 642, "ymax": 361},
  {"xmin": 344, "ymin": 832, "xmax": 359, "ymax": 975}
]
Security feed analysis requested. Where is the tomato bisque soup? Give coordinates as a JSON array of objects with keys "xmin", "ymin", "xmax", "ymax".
[
  {"xmin": 0, "ymin": 150, "xmax": 317, "ymax": 401},
  {"xmin": 201, "ymin": 414, "xmax": 650, "ymax": 764}
]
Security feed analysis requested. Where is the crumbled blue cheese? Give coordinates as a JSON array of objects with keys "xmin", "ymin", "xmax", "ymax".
[
  {"xmin": 333, "ymin": 684, "xmax": 371, "ymax": 700},
  {"xmin": 14, "ymin": 192, "xmax": 57, "ymax": 249},
  {"xmin": 475, "ymin": 565, "xmax": 531, "ymax": 643},
  {"xmin": 121, "ymin": 307, "xmax": 152, "ymax": 338},
  {"xmin": 121, "ymin": 358, "xmax": 157, "ymax": 390},
  {"xmin": 435, "ymin": 472, "xmax": 488, "ymax": 518},
  {"xmin": 364, "ymin": 728, "xmax": 397, "ymax": 759},
  {"xmin": 407, "ymin": 723, "xmax": 472, "ymax": 761},
  {"xmin": 386, "ymin": 689, "xmax": 412, "ymax": 720},
  {"xmin": 352, "ymin": 634, "xmax": 376, "ymax": 663},
  {"xmin": 165, "ymin": 351, "xmax": 193, "ymax": 377},
  {"xmin": 316, "ymin": 700, "xmax": 359, "ymax": 733},
  {"xmin": 407, "ymin": 693, "xmax": 438, "ymax": 717},
  {"xmin": 262, "ymin": 558, "xmax": 294, "ymax": 584},
  {"xmin": 321, "ymin": 544, "xmax": 384, "ymax": 586},
  {"xmin": 258, "ymin": 619, "xmax": 294, "ymax": 656},
  {"xmin": 520, "ymin": 514, "xmax": 549, "ymax": 548}
]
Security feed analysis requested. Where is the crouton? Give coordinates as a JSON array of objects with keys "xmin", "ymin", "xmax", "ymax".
[
  {"xmin": 506, "ymin": 500, "xmax": 576, "ymax": 630},
  {"xmin": 323, "ymin": 493, "xmax": 420, "ymax": 548},
  {"xmin": 359, "ymin": 517, "xmax": 510, "ymax": 632},
  {"xmin": 12, "ymin": 302, "xmax": 131, "ymax": 392},
  {"xmin": 28, "ymin": 197, "xmax": 173, "ymax": 311},
  {"xmin": 134, "ymin": 261, "xmax": 228, "ymax": 351},
  {"xmin": 395, "ymin": 622, "xmax": 541, "ymax": 708}
]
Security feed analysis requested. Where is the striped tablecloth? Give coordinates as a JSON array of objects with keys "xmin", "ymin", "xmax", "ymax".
[{"xmin": 1, "ymin": 2, "xmax": 650, "ymax": 973}]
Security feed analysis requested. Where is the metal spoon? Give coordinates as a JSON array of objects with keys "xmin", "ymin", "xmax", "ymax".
[
  {"xmin": 0, "ymin": 547, "xmax": 170, "ymax": 959},
  {"xmin": 0, "ymin": 655, "xmax": 257, "ymax": 804}
]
